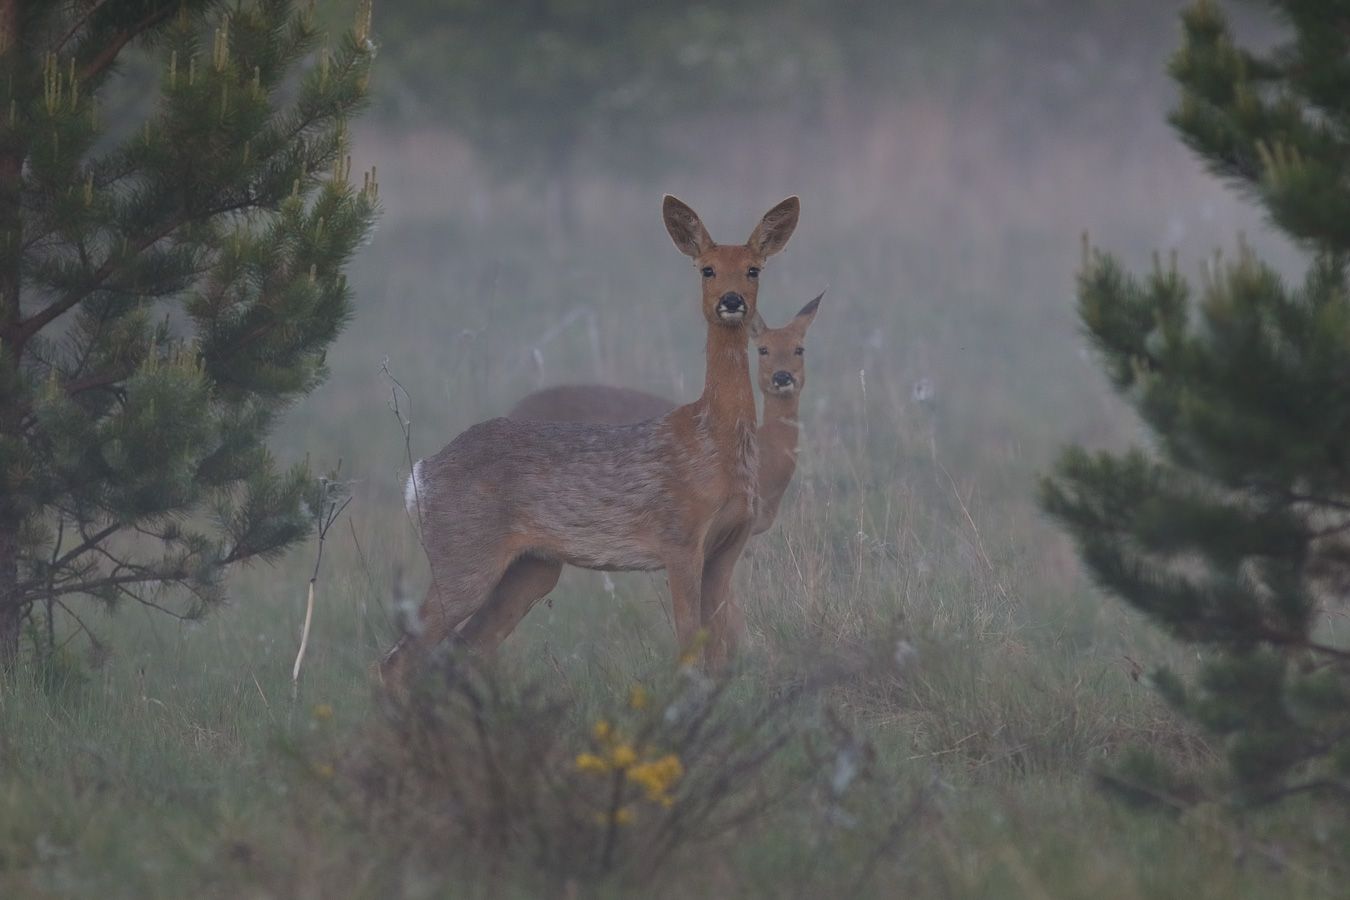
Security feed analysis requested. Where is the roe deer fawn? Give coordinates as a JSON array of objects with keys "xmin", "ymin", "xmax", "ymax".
[
  {"xmin": 747, "ymin": 291, "xmax": 821, "ymax": 533},
  {"xmin": 461, "ymin": 293, "xmax": 825, "ymax": 651},
  {"xmin": 382, "ymin": 196, "xmax": 800, "ymax": 679}
]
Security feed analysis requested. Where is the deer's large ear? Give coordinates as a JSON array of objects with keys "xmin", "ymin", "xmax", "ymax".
[
  {"xmin": 748, "ymin": 312, "xmax": 768, "ymax": 338},
  {"xmin": 747, "ymin": 196, "xmax": 800, "ymax": 258},
  {"xmin": 663, "ymin": 195, "xmax": 714, "ymax": 258},
  {"xmin": 793, "ymin": 291, "xmax": 824, "ymax": 330}
]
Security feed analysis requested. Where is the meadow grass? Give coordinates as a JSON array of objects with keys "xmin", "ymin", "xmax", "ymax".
[{"xmin": 1, "ymin": 88, "xmax": 1344, "ymax": 897}]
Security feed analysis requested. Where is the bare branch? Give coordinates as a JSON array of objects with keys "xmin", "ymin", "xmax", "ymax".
[{"xmin": 53, "ymin": 598, "xmax": 100, "ymax": 649}]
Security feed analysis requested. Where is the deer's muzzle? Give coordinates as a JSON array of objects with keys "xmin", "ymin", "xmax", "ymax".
[{"xmin": 716, "ymin": 293, "xmax": 747, "ymax": 320}]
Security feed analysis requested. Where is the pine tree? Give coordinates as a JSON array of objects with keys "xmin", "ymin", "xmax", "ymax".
[
  {"xmin": 1042, "ymin": 0, "xmax": 1350, "ymax": 807},
  {"xmin": 0, "ymin": 0, "xmax": 377, "ymax": 669}
]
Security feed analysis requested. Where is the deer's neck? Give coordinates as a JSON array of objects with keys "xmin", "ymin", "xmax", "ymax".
[
  {"xmin": 699, "ymin": 323, "xmax": 756, "ymax": 434},
  {"xmin": 753, "ymin": 394, "xmax": 799, "ymax": 532},
  {"xmin": 758, "ymin": 394, "xmax": 799, "ymax": 498},
  {"xmin": 696, "ymin": 322, "xmax": 758, "ymax": 515}
]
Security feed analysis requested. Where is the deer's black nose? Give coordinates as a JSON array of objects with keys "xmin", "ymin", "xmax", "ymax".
[
  {"xmin": 717, "ymin": 293, "xmax": 746, "ymax": 317},
  {"xmin": 772, "ymin": 371, "xmax": 794, "ymax": 388}
]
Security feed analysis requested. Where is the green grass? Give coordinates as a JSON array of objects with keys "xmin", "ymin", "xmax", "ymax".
[{"xmin": 1, "ymin": 56, "xmax": 1343, "ymax": 896}]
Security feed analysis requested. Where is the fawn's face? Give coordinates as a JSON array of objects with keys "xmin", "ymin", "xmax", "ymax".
[
  {"xmin": 754, "ymin": 293, "xmax": 822, "ymax": 397},
  {"xmin": 663, "ymin": 196, "xmax": 800, "ymax": 329}
]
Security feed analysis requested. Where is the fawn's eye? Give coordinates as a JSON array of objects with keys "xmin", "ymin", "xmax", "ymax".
[
  {"xmin": 701, "ymin": 266, "xmax": 715, "ymax": 278},
  {"xmin": 758, "ymin": 346, "xmax": 769, "ymax": 356},
  {"xmin": 747, "ymin": 267, "xmax": 760, "ymax": 278},
  {"xmin": 794, "ymin": 347, "xmax": 804, "ymax": 356}
]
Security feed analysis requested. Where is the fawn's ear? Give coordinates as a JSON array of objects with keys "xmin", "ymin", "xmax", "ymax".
[
  {"xmin": 748, "ymin": 312, "xmax": 768, "ymax": 338},
  {"xmin": 663, "ymin": 195, "xmax": 714, "ymax": 258},
  {"xmin": 793, "ymin": 291, "xmax": 824, "ymax": 330},
  {"xmin": 747, "ymin": 196, "xmax": 800, "ymax": 258}
]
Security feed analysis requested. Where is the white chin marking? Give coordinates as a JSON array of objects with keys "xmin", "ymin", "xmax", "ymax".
[{"xmin": 717, "ymin": 309, "xmax": 745, "ymax": 322}]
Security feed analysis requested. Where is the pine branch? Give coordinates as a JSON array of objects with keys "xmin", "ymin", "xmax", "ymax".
[
  {"xmin": 11, "ymin": 522, "xmax": 122, "ymax": 597},
  {"xmin": 14, "ymin": 195, "xmax": 257, "ymax": 346},
  {"xmin": 49, "ymin": 521, "xmax": 122, "ymax": 572},
  {"xmin": 1254, "ymin": 624, "xmax": 1350, "ymax": 663},
  {"xmin": 1250, "ymin": 777, "xmax": 1350, "ymax": 806},
  {"xmin": 54, "ymin": 1, "xmax": 110, "ymax": 54},
  {"xmin": 1275, "ymin": 490, "xmax": 1350, "ymax": 514},
  {"xmin": 31, "ymin": 569, "xmax": 191, "ymax": 601},
  {"xmin": 1308, "ymin": 521, "xmax": 1350, "ymax": 539},
  {"xmin": 18, "ymin": 95, "xmax": 365, "ymax": 349},
  {"xmin": 59, "ymin": 283, "xmax": 118, "ymax": 388},
  {"xmin": 63, "ymin": 366, "xmax": 131, "ymax": 397},
  {"xmin": 214, "ymin": 318, "xmax": 286, "ymax": 362},
  {"xmin": 77, "ymin": 3, "xmax": 177, "ymax": 85},
  {"xmin": 113, "ymin": 584, "xmax": 199, "ymax": 621}
]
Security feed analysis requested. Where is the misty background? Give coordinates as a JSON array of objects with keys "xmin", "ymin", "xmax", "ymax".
[{"xmin": 265, "ymin": 0, "xmax": 1292, "ymax": 588}]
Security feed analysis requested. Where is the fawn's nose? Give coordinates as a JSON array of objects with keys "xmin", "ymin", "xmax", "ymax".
[
  {"xmin": 716, "ymin": 293, "xmax": 746, "ymax": 319},
  {"xmin": 772, "ymin": 371, "xmax": 794, "ymax": 388}
]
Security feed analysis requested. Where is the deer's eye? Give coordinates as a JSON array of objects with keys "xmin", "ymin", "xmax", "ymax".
[
  {"xmin": 747, "ymin": 267, "xmax": 760, "ymax": 278},
  {"xmin": 794, "ymin": 347, "xmax": 804, "ymax": 356},
  {"xmin": 701, "ymin": 266, "xmax": 715, "ymax": 278},
  {"xmin": 758, "ymin": 346, "xmax": 769, "ymax": 356}
]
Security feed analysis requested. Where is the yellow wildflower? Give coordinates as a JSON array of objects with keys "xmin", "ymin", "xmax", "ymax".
[
  {"xmin": 678, "ymin": 630, "xmax": 708, "ymax": 668},
  {"xmin": 626, "ymin": 753, "xmax": 684, "ymax": 804},
  {"xmin": 628, "ymin": 685, "xmax": 649, "ymax": 710},
  {"xmin": 312, "ymin": 761, "xmax": 335, "ymax": 780},
  {"xmin": 592, "ymin": 806, "xmax": 635, "ymax": 827},
  {"xmin": 609, "ymin": 743, "xmax": 638, "ymax": 769},
  {"xmin": 575, "ymin": 752, "xmax": 609, "ymax": 774},
  {"xmin": 312, "ymin": 703, "xmax": 334, "ymax": 722},
  {"xmin": 592, "ymin": 719, "xmax": 612, "ymax": 743}
]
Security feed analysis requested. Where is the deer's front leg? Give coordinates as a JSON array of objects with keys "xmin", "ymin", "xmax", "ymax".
[
  {"xmin": 700, "ymin": 524, "xmax": 751, "ymax": 668},
  {"xmin": 664, "ymin": 550, "xmax": 705, "ymax": 654}
]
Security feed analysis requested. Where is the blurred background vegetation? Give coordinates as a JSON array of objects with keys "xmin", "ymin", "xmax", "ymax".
[{"xmin": 343, "ymin": 0, "xmax": 1210, "ymax": 207}]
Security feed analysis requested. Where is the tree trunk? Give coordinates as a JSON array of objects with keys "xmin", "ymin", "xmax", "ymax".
[
  {"xmin": 0, "ymin": 0, "xmax": 24, "ymax": 670},
  {"xmin": 0, "ymin": 520, "xmax": 21, "ymax": 670}
]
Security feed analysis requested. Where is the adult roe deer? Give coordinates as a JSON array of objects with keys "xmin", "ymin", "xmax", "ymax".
[
  {"xmin": 383, "ymin": 196, "xmax": 800, "ymax": 679},
  {"xmin": 462, "ymin": 294, "xmax": 824, "ymax": 651},
  {"xmin": 507, "ymin": 291, "xmax": 823, "ymax": 534}
]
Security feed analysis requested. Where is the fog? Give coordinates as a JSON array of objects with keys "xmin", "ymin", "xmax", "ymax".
[{"xmin": 287, "ymin": 0, "xmax": 1293, "ymax": 552}]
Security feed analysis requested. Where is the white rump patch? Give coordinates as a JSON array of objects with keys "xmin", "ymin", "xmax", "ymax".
[{"xmin": 405, "ymin": 459, "xmax": 424, "ymax": 518}]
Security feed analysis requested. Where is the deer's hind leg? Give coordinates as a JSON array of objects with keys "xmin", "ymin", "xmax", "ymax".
[
  {"xmin": 459, "ymin": 556, "xmax": 563, "ymax": 653},
  {"xmin": 379, "ymin": 550, "xmax": 512, "ymax": 684}
]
